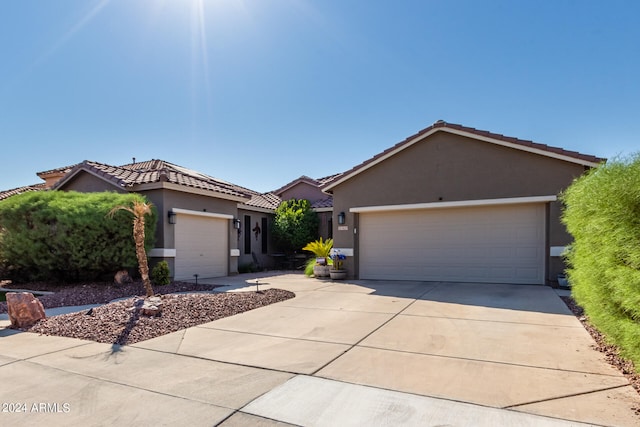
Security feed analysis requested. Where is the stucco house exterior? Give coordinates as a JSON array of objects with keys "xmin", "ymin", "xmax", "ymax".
[
  {"xmin": 322, "ymin": 120, "xmax": 603, "ymax": 285},
  {"xmin": 48, "ymin": 159, "xmax": 260, "ymax": 280},
  {"xmin": 9, "ymin": 159, "xmax": 338, "ymax": 280},
  {"xmin": 0, "ymin": 120, "xmax": 602, "ymax": 286}
]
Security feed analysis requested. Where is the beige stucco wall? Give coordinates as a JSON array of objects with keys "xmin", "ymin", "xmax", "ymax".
[
  {"xmin": 237, "ymin": 208, "xmax": 274, "ymax": 270},
  {"xmin": 60, "ymin": 173, "xmax": 243, "ymax": 277},
  {"xmin": 280, "ymin": 182, "xmax": 325, "ymax": 203},
  {"xmin": 330, "ymin": 131, "xmax": 589, "ymax": 283},
  {"xmin": 61, "ymin": 173, "xmax": 127, "ymax": 194},
  {"xmin": 152, "ymin": 188, "xmax": 241, "ymax": 276}
]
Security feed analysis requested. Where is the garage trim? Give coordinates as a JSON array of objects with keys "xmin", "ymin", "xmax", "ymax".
[
  {"xmin": 170, "ymin": 208, "xmax": 233, "ymax": 220},
  {"xmin": 350, "ymin": 195, "xmax": 557, "ymax": 213}
]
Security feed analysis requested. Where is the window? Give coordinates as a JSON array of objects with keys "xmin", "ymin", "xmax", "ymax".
[
  {"xmin": 244, "ymin": 215, "xmax": 251, "ymax": 254},
  {"xmin": 261, "ymin": 217, "xmax": 268, "ymax": 254}
]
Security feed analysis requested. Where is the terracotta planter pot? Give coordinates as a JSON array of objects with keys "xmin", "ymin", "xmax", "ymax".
[
  {"xmin": 329, "ymin": 269, "xmax": 347, "ymax": 280},
  {"xmin": 313, "ymin": 264, "xmax": 330, "ymax": 278}
]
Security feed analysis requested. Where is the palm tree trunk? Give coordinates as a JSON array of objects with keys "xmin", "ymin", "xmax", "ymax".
[{"xmin": 133, "ymin": 217, "xmax": 153, "ymax": 297}]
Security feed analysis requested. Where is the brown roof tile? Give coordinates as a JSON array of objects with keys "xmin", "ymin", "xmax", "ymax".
[
  {"xmin": 58, "ymin": 159, "xmax": 255, "ymax": 199},
  {"xmin": 0, "ymin": 183, "xmax": 47, "ymax": 201},
  {"xmin": 311, "ymin": 196, "xmax": 333, "ymax": 209},
  {"xmin": 244, "ymin": 192, "xmax": 282, "ymax": 210},
  {"xmin": 36, "ymin": 164, "xmax": 77, "ymax": 178}
]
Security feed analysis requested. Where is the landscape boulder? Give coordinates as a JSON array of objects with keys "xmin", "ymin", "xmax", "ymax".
[
  {"xmin": 141, "ymin": 296, "xmax": 163, "ymax": 317},
  {"xmin": 114, "ymin": 270, "xmax": 132, "ymax": 285},
  {"xmin": 6, "ymin": 292, "xmax": 46, "ymax": 328}
]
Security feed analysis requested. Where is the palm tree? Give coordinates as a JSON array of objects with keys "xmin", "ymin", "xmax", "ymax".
[{"xmin": 108, "ymin": 199, "xmax": 154, "ymax": 297}]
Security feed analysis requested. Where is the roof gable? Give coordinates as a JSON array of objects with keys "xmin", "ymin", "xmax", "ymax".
[
  {"xmin": 54, "ymin": 159, "xmax": 255, "ymax": 201},
  {"xmin": 322, "ymin": 121, "xmax": 604, "ymax": 192}
]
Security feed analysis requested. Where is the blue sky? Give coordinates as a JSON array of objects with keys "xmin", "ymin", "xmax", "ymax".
[{"xmin": 1, "ymin": 0, "xmax": 638, "ymax": 193}]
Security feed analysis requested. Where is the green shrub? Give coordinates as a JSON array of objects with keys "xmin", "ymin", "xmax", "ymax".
[
  {"xmin": 151, "ymin": 260, "xmax": 171, "ymax": 286},
  {"xmin": 271, "ymin": 199, "xmax": 319, "ymax": 253},
  {"xmin": 238, "ymin": 263, "xmax": 258, "ymax": 274},
  {"xmin": 304, "ymin": 258, "xmax": 316, "ymax": 276},
  {"xmin": 302, "ymin": 237, "xmax": 333, "ymax": 265},
  {"xmin": 0, "ymin": 191, "xmax": 156, "ymax": 283},
  {"xmin": 561, "ymin": 154, "xmax": 640, "ymax": 368}
]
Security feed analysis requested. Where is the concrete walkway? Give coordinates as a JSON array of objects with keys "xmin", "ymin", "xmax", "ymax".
[{"xmin": 1, "ymin": 272, "xmax": 639, "ymax": 426}]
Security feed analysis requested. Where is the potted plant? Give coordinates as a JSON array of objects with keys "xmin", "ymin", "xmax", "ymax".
[
  {"xmin": 329, "ymin": 250, "xmax": 347, "ymax": 280},
  {"xmin": 302, "ymin": 238, "xmax": 333, "ymax": 278}
]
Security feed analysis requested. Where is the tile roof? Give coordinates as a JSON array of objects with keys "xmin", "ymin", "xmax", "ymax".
[
  {"xmin": 316, "ymin": 173, "xmax": 343, "ymax": 187},
  {"xmin": 243, "ymin": 191, "xmax": 336, "ymax": 211},
  {"xmin": 432, "ymin": 121, "xmax": 605, "ymax": 164},
  {"xmin": 36, "ymin": 164, "xmax": 77, "ymax": 178},
  {"xmin": 273, "ymin": 175, "xmax": 320, "ymax": 196},
  {"xmin": 273, "ymin": 173, "xmax": 342, "ymax": 197},
  {"xmin": 244, "ymin": 192, "xmax": 282, "ymax": 210},
  {"xmin": 0, "ymin": 183, "xmax": 47, "ymax": 202},
  {"xmin": 57, "ymin": 159, "xmax": 256, "ymax": 199},
  {"xmin": 311, "ymin": 196, "xmax": 333, "ymax": 209},
  {"xmin": 322, "ymin": 120, "xmax": 605, "ymax": 191}
]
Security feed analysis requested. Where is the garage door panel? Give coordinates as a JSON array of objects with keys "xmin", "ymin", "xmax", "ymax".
[
  {"xmin": 359, "ymin": 204, "xmax": 545, "ymax": 284},
  {"xmin": 174, "ymin": 215, "xmax": 227, "ymax": 280}
]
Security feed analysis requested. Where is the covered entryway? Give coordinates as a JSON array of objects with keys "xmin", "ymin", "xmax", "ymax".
[
  {"xmin": 173, "ymin": 209, "xmax": 230, "ymax": 280},
  {"xmin": 357, "ymin": 200, "xmax": 547, "ymax": 284}
]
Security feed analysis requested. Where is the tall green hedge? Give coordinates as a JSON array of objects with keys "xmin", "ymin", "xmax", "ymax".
[
  {"xmin": 561, "ymin": 154, "xmax": 640, "ymax": 366},
  {"xmin": 0, "ymin": 191, "xmax": 156, "ymax": 283}
]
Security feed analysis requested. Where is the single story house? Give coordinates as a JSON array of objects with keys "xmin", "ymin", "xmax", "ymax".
[
  {"xmin": 0, "ymin": 120, "xmax": 602, "ymax": 285},
  {"xmin": 322, "ymin": 120, "xmax": 603, "ymax": 285},
  {"xmin": 5, "ymin": 159, "xmax": 337, "ymax": 280}
]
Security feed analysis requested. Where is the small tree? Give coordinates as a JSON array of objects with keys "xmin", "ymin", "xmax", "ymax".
[
  {"xmin": 272, "ymin": 199, "xmax": 319, "ymax": 253},
  {"xmin": 109, "ymin": 199, "xmax": 155, "ymax": 297}
]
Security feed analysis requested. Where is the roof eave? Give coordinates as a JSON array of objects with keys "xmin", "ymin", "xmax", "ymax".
[{"xmin": 135, "ymin": 182, "xmax": 250, "ymax": 202}]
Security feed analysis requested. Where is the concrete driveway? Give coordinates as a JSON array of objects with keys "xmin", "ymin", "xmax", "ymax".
[{"xmin": 1, "ymin": 273, "xmax": 639, "ymax": 426}]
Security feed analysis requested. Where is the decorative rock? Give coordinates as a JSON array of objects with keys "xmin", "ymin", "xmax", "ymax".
[
  {"xmin": 6, "ymin": 292, "xmax": 46, "ymax": 328},
  {"xmin": 114, "ymin": 270, "xmax": 132, "ymax": 285},
  {"xmin": 141, "ymin": 296, "xmax": 163, "ymax": 317}
]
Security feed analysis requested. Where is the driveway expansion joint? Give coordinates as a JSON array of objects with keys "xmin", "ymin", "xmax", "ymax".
[
  {"xmin": 399, "ymin": 311, "xmax": 585, "ymax": 328},
  {"xmin": 354, "ymin": 344, "xmax": 628, "ymax": 378},
  {"xmin": 23, "ymin": 359, "xmax": 237, "ymax": 409},
  {"xmin": 503, "ymin": 383, "xmax": 634, "ymax": 410},
  {"xmin": 307, "ymin": 295, "xmax": 426, "ymax": 376}
]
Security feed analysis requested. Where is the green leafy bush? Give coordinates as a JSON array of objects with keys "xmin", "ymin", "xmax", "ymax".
[
  {"xmin": 238, "ymin": 263, "xmax": 259, "ymax": 274},
  {"xmin": 561, "ymin": 154, "xmax": 640, "ymax": 368},
  {"xmin": 0, "ymin": 191, "xmax": 156, "ymax": 283},
  {"xmin": 271, "ymin": 199, "xmax": 319, "ymax": 253},
  {"xmin": 304, "ymin": 258, "xmax": 316, "ymax": 277},
  {"xmin": 151, "ymin": 260, "xmax": 171, "ymax": 286}
]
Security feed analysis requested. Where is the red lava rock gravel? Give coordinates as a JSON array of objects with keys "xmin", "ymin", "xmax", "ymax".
[
  {"xmin": 1, "ymin": 280, "xmax": 294, "ymax": 345},
  {"xmin": 561, "ymin": 295, "xmax": 640, "ymax": 404},
  {"xmin": 0, "ymin": 280, "xmax": 219, "ymax": 313}
]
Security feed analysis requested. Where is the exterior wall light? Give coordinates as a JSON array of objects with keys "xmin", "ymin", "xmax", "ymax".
[
  {"xmin": 168, "ymin": 211, "xmax": 177, "ymax": 225},
  {"xmin": 337, "ymin": 212, "xmax": 346, "ymax": 225},
  {"xmin": 233, "ymin": 218, "xmax": 242, "ymax": 230}
]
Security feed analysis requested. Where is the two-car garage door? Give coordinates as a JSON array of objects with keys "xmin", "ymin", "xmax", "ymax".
[{"xmin": 358, "ymin": 203, "xmax": 545, "ymax": 284}]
